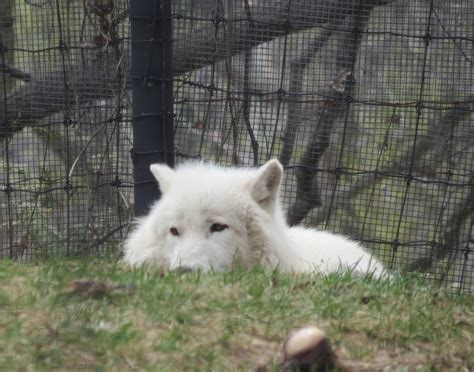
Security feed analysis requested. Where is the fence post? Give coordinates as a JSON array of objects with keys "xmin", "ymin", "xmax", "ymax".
[{"xmin": 130, "ymin": 0, "xmax": 174, "ymax": 217}]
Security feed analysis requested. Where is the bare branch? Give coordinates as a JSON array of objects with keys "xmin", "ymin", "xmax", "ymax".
[
  {"xmin": 173, "ymin": 0, "xmax": 396, "ymax": 75},
  {"xmin": 0, "ymin": 57, "xmax": 123, "ymax": 137},
  {"xmin": 306, "ymin": 97, "xmax": 474, "ymax": 228},
  {"xmin": 406, "ymin": 176, "xmax": 473, "ymax": 273},
  {"xmin": 0, "ymin": 0, "xmax": 396, "ymax": 137},
  {"xmin": 242, "ymin": 0, "xmax": 259, "ymax": 165},
  {"xmin": 287, "ymin": 8, "xmax": 371, "ymax": 225},
  {"xmin": 279, "ymin": 28, "xmax": 335, "ymax": 166},
  {"xmin": 287, "ymin": 71, "xmax": 350, "ymax": 225}
]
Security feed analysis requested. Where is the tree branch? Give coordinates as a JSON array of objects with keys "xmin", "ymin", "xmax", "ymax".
[
  {"xmin": 287, "ymin": 8, "xmax": 371, "ymax": 225},
  {"xmin": 279, "ymin": 27, "xmax": 335, "ymax": 166},
  {"xmin": 0, "ymin": 0, "xmax": 395, "ymax": 137},
  {"xmin": 405, "ymin": 177, "xmax": 473, "ymax": 273},
  {"xmin": 305, "ymin": 97, "xmax": 474, "ymax": 228},
  {"xmin": 287, "ymin": 69, "xmax": 351, "ymax": 225},
  {"xmin": 173, "ymin": 0, "xmax": 395, "ymax": 75},
  {"xmin": 0, "ymin": 57, "xmax": 123, "ymax": 137}
]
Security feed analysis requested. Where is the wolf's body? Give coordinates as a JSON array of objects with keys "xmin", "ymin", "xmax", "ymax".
[{"xmin": 124, "ymin": 160, "xmax": 385, "ymax": 276}]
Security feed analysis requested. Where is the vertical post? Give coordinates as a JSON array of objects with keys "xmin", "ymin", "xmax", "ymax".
[{"xmin": 130, "ymin": 0, "xmax": 174, "ymax": 217}]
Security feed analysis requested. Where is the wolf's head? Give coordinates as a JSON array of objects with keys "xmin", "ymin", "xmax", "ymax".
[{"xmin": 144, "ymin": 159, "xmax": 285, "ymax": 271}]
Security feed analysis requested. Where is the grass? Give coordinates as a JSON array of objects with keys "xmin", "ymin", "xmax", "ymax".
[{"xmin": 0, "ymin": 259, "xmax": 473, "ymax": 371}]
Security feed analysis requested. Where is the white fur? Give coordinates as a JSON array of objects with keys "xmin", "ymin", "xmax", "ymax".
[{"xmin": 123, "ymin": 159, "xmax": 385, "ymax": 276}]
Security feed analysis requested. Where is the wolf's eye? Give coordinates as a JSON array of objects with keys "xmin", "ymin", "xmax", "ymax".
[
  {"xmin": 210, "ymin": 223, "xmax": 228, "ymax": 233},
  {"xmin": 170, "ymin": 227, "xmax": 179, "ymax": 236}
]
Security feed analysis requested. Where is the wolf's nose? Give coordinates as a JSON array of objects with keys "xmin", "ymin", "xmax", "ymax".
[{"xmin": 175, "ymin": 266, "xmax": 194, "ymax": 273}]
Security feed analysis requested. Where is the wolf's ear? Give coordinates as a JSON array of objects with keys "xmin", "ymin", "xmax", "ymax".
[
  {"xmin": 150, "ymin": 163, "xmax": 175, "ymax": 194},
  {"xmin": 250, "ymin": 159, "xmax": 283, "ymax": 212}
]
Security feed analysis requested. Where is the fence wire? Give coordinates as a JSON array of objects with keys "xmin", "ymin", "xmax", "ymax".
[
  {"xmin": 1, "ymin": 0, "xmax": 473, "ymax": 291},
  {"xmin": 1, "ymin": 0, "xmax": 132, "ymax": 258}
]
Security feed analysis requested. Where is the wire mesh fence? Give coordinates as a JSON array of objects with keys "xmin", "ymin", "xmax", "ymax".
[
  {"xmin": 1, "ymin": 0, "xmax": 132, "ymax": 258},
  {"xmin": 1, "ymin": 0, "xmax": 473, "ymax": 291}
]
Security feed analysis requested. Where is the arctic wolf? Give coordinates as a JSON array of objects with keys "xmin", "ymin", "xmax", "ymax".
[{"xmin": 124, "ymin": 159, "xmax": 385, "ymax": 276}]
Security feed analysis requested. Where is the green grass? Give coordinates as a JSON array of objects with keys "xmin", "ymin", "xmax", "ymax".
[{"xmin": 0, "ymin": 259, "xmax": 473, "ymax": 371}]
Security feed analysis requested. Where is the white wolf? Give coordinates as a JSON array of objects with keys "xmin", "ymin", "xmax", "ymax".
[{"xmin": 123, "ymin": 159, "xmax": 385, "ymax": 276}]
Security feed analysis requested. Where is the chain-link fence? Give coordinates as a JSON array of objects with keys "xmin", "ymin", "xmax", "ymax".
[{"xmin": 1, "ymin": 0, "xmax": 473, "ymax": 290}]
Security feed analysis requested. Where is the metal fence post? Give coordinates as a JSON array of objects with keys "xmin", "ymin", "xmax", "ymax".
[{"xmin": 130, "ymin": 0, "xmax": 174, "ymax": 217}]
